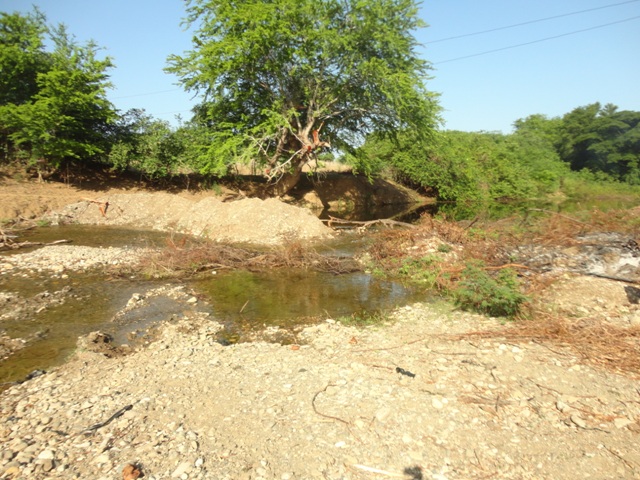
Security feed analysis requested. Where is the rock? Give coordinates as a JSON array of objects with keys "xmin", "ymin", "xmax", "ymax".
[
  {"xmin": 41, "ymin": 458, "xmax": 54, "ymax": 472},
  {"xmin": 37, "ymin": 449, "xmax": 55, "ymax": 460},
  {"xmin": 171, "ymin": 461, "xmax": 191, "ymax": 478},
  {"xmin": 613, "ymin": 418, "xmax": 633, "ymax": 429},
  {"xmin": 2, "ymin": 465, "xmax": 21, "ymax": 477},
  {"xmin": 570, "ymin": 415, "xmax": 587, "ymax": 429}
]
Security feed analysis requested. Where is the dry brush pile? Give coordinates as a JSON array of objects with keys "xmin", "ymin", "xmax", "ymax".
[
  {"xmin": 362, "ymin": 207, "xmax": 640, "ymax": 376},
  {"xmin": 137, "ymin": 234, "xmax": 361, "ymax": 278}
]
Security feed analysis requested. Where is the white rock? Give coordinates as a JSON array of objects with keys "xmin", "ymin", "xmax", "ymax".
[
  {"xmin": 614, "ymin": 418, "xmax": 633, "ymax": 429},
  {"xmin": 37, "ymin": 450, "xmax": 55, "ymax": 460},
  {"xmin": 171, "ymin": 462, "xmax": 191, "ymax": 478},
  {"xmin": 570, "ymin": 415, "xmax": 587, "ymax": 429}
]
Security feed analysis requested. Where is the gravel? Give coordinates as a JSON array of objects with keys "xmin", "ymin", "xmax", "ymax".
[
  {"xmin": 1, "ymin": 302, "xmax": 639, "ymax": 480},
  {"xmin": 0, "ymin": 245, "xmax": 146, "ymax": 276}
]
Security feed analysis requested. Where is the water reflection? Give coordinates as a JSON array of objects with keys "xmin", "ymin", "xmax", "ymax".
[{"xmin": 192, "ymin": 269, "xmax": 421, "ymax": 327}]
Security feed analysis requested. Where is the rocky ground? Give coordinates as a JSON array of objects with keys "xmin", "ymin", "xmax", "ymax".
[
  {"xmin": 1, "ymin": 178, "xmax": 640, "ymax": 479},
  {"xmin": 1, "ymin": 302, "xmax": 639, "ymax": 480}
]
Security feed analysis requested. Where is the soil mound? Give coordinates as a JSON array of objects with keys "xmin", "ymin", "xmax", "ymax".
[{"xmin": 47, "ymin": 193, "xmax": 333, "ymax": 245}]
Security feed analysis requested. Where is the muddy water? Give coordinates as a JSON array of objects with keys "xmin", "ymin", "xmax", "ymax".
[{"xmin": 1, "ymin": 226, "xmax": 420, "ymax": 386}]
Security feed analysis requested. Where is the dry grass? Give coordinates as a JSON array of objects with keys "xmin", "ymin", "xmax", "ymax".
[
  {"xmin": 138, "ymin": 235, "xmax": 361, "ymax": 278},
  {"xmin": 458, "ymin": 314, "xmax": 640, "ymax": 377},
  {"xmin": 507, "ymin": 207, "xmax": 640, "ymax": 247},
  {"xmin": 366, "ymin": 208, "xmax": 640, "ymax": 375}
]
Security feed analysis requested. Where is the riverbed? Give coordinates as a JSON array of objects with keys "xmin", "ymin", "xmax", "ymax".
[{"xmin": 0, "ymin": 225, "xmax": 422, "ymax": 386}]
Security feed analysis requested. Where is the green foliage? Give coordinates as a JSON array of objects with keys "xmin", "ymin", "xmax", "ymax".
[
  {"xmin": 557, "ymin": 103, "xmax": 640, "ymax": 184},
  {"xmin": 338, "ymin": 309, "xmax": 387, "ymax": 327},
  {"xmin": 437, "ymin": 243, "xmax": 452, "ymax": 253},
  {"xmin": 361, "ymin": 102, "xmax": 639, "ymax": 214},
  {"xmin": 397, "ymin": 255, "xmax": 442, "ymax": 287},
  {"xmin": 360, "ymin": 129, "xmax": 551, "ymax": 209},
  {"xmin": 109, "ymin": 109, "xmax": 188, "ymax": 179},
  {"xmin": 166, "ymin": 0, "xmax": 440, "ymax": 193},
  {"xmin": 0, "ymin": 9, "xmax": 116, "ymax": 169},
  {"xmin": 452, "ymin": 262, "xmax": 528, "ymax": 318},
  {"xmin": 0, "ymin": 9, "xmax": 48, "ymax": 107}
]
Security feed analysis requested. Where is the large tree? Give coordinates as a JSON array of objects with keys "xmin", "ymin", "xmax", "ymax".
[
  {"xmin": 167, "ymin": 0, "xmax": 440, "ymax": 195},
  {"xmin": 0, "ymin": 10, "xmax": 116, "ymax": 171},
  {"xmin": 558, "ymin": 103, "xmax": 640, "ymax": 183}
]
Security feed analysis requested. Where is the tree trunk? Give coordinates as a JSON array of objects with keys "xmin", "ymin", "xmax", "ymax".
[{"xmin": 265, "ymin": 163, "xmax": 304, "ymax": 197}]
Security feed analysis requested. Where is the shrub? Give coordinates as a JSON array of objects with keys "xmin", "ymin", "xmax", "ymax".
[{"xmin": 452, "ymin": 262, "xmax": 528, "ymax": 318}]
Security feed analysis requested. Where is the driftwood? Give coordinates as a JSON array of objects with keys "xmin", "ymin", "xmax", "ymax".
[
  {"xmin": 0, "ymin": 238, "xmax": 71, "ymax": 251},
  {"xmin": 322, "ymin": 215, "xmax": 416, "ymax": 230}
]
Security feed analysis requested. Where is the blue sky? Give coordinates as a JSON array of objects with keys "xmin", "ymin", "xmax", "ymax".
[{"xmin": 3, "ymin": 0, "xmax": 640, "ymax": 132}]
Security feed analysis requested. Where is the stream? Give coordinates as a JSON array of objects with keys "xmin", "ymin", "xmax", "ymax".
[{"xmin": 1, "ymin": 225, "xmax": 422, "ymax": 386}]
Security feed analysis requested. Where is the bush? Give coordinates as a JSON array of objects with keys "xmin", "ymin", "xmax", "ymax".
[{"xmin": 452, "ymin": 262, "xmax": 528, "ymax": 318}]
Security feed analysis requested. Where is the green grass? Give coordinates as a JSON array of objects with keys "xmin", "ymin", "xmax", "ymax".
[{"xmin": 338, "ymin": 309, "xmax": 388, "ymax": 327}]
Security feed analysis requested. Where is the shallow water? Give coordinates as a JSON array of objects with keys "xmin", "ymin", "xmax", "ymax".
[
  {"xmin": 0, "ymin": 274, "xmax": 139, "ymax": 383},
  {"xmin": 1, "ymin": 225, "xmax": 420, "ymax": 386},
  {"xmin": 193, "ymin": 268, "xmax": 421, "ymax": 334},
  {"xmin": 11, "ymin": 224, "xmax": 183, "ymax": 249}
]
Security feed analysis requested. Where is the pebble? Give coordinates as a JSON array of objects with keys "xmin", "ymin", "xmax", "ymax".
[
  {"xmin": 171, "ymin": 461, "xmax": 191, "ymax": 478},
  {"xmin": 1, "ymin": 299, "xmax": 638, "ymax": 480},
  {"xmin": 570, "ymin": 415, "xmax": 587, "ymax": 429},
  {"xmin": 613, "ymin": 418, "xmax": 633, "ymax": 429}
]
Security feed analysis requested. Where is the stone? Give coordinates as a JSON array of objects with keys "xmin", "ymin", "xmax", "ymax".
[
  {"xmin": 41, "ymin": 458, "xmax": 54, "ymax": 472},
  {"xmin": 172, "ymin": 462, "xmax": 192, "ymax": 478},
  {"xmin": 37, "ymin": 449, "xmax": 55, "ymax": 460},
  {"xmin": 613, "ymin": 418, "xmax": 633, "ymax": 429},
  {"xmin": 2, "ymin": 465, "xmax": 21, "ymax": 477},
  {"xmin": 570, "ymin": 415, "xmax": 587, "ymax": 429}
]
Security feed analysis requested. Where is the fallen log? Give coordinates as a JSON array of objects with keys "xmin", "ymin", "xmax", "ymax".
[{"xmin": 322, "ymin": 215, "xmax": 416, "ymax": 230}]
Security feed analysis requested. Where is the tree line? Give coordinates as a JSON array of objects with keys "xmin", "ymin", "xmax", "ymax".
[
  {"xmin": 355, "ymin": 102, "xmax": 640, "ymax": 208},
  {"xmin": 1, "ymin": 4, "xmax": 639, "ymax": 205}
]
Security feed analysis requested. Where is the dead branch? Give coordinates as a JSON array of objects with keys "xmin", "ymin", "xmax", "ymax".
[
  {"xmin": 584, "ymin": 272, "xmax": 639, "ymax": 284},
  {"xmin": 311, "ymin": 383, "xmax": 352, "ymax": 427},
  {"xmin": 82, "ymin": 198, "xmax": 109, "ymax": 217},
  {"xmin": 0, "ymin": 238, "xmax": 71, "ymax": 251},
  {"xmin": 323, "ymin": 216, "xmax": 416, "ymax": 230}
]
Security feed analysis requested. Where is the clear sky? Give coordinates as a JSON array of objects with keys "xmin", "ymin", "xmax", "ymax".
[{"xmin": 3, "ymin": 0, "xmax": 640, "ymax": 133}]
